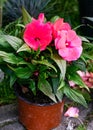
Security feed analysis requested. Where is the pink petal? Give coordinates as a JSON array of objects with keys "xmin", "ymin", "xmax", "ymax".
[
  {"xmin": 64, "ymin": 107, "xmax": 79, "ymax": 118},
  {"xmin": 90, "ymin": 72, "xmax": 93, "ymax": 77},
  {"xmin": 55, "ymin": 37, "xmax": 66, "ymax": 49},
  {"xmin": 53, "ymin": 18, "xmax": 71, "ymax": 38},
  {"xmin": 54, "ymin": 18, "xmax": 71, "ymax": 31},
  {"xmin": 55, "ymin": 31, "xmax": 67, "ymax": 49},
  {"xmin": 58, "ymin": 46, "xmax": 83, "ymax": 61},
  {"xmin": 69, "ymin": 81, "xmax": 76, "ymax": 87},
  {"xmin": 77, "ymin": 71, "xmax": 86, "ymax": 77},
  {"xmin": 62, "ymin": 22, "xmax": 71, "ymax": 30},
  {"xmin": 86, "ymin": 71, "xmax": 91, "ymax": 77},
  {"xmin": 77, "ymin": 71, "xmax": 93, "ymax": 88},
  {"xmin": 24, "ymin": 37, "xmax": 39, "ymax": 51},
  {"xmin": 67, "ymin": 30, "xmax": 77, "ymax": 42},
  {"xmin": 53, "ymin": 18, "xmax": 64, "ymax": 31},
  {"xmin": 71, "ymin": 35, "xmax": 82, "ymax": 47},
  {"xmin": 38, "ymin": 13, "xmax": 44, "ymax": 22}
]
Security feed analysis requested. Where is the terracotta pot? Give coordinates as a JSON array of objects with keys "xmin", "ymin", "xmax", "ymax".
[{"xmin": 18, "ymin": 98, "xmax": 64, "ymax": 130}]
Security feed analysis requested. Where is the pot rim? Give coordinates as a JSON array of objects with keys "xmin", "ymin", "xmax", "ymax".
[{"xmin": 18, "ymin": 94, "xmax": 64, "ymax": 106}]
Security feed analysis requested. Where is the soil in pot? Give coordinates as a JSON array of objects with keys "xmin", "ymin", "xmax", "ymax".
[{"xmin": 14, "ymin": 84, "xmax": 56, "ymax": 104}]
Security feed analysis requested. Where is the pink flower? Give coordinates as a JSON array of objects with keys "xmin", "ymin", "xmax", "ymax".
[
  {"xmin": 53, "ymin": 18, "xmax": 71, "ymax": 38},
  {"xmin": 77, "ymin": 71, "xmax": 93, "ymax": 88},
  {"xmin": 23, "ymin": 13, "xmax": 52, "ymax": 51},
  {"xmin": 55, "ymin": 30, "xmax": 82, "ymax": 61},
  {"xmin": 64, "ymin": 107, "xmax": 79, "ymax": 118}
]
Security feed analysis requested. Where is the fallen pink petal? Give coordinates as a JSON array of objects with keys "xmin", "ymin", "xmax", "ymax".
[{"xmin": 64, "ymin": 107, "xmax": 79, "ymax": 118}]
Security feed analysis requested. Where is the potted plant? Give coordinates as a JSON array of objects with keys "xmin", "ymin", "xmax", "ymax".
[{"xmin": 0, "ymin": 8, "xmax": 90, "ymax": 130}]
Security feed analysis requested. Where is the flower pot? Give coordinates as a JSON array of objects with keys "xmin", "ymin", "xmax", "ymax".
[
  {"xmin": 14, "ymin": 85, "xmax": 64, "ymax": 130},
  {"xmin": 18, "ymin": 98, "xmax": 64, "ymax": 130}
]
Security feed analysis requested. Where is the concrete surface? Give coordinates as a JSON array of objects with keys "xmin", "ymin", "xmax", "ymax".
[{"xmin": 0, "ymin": 102, "xmax": 93, "ymax": 130}]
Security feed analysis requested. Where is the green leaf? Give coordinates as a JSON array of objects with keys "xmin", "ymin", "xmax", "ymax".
[
  {"xmin": 32, "ymin": 60, "xmax": 57, "ymax": 72},
  {"xmin": 0, "ymin": 64, "xmax": 12, "ymax": 76},
  {"xmin": 82, "ymin": 53, "xmax": 93, "ymax": 60},
  {"xmin": 56, "ymin": 89, "xmax": 63, "ymax": 102},
  {"xmin": 64, "ymin": 85, "xmax": 87, "ymax": 107},
  {"xmin": 80, "ymin": 36, "xmax": 90, "ymax": 42},
  {"xmin": 83, "ymin": 17, "xmax": 93, "ymax": 22},
  {"xmin": 2, "ymin": 35, "xmax": 23, "ymax": 51},
  {"xmin": 52, "ymin": 77, "xmax": 59, "ymax": 93},
  {"xmin": 0, "ymin": 51, "xmax": 20, "ymax": 64},
  {"xmin": 22, "ymin": 7, "xmax": 32, "ymax": 25},
  {"xmin": 10, "ymin": 67, "xmax": 32, "ymax": 79},
  {"xmin": 73, "ymin": 60, "xmax": 86, "ymax": 72},
  {"xmin": 16, "ymin": 24, "xmax": 25, "ymax": 28},
  {"xmin": 10, "ymin": 74, "xmax": 17, "ymax": 87},
  {"xmin": 0, "ymin": 51, "xmax": 27, "ymax": 65},
  {"xmin": 52, "ymin": 54, "xmax": 66, "ymax": 80},
  {"xmin": 17, "ymin": 44, "xmax": 31, "ymax": 53},
  {"xmin": 38, "ymin": 79, "xmax": 57, "ymax": 103},
  {"xmin": 50, "ymin": 16, "xmax": 60, "ymax": 22},
  {"xmin": 58, "ymin": 79, "xmax": 65, "ymax": 90},
  {"xmin": 0, "ymin": 37, "xmax": 11, "ymax": 48},
  {"xmin": 29, "ymin": 80, "xmax": 36, "ymax": 95}
]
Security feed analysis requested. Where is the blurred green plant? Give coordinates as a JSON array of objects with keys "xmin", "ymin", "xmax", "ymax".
[
  {"xmin": 76, "ymin": 125, "xmax": 86, "ymax": 130},
  {"xmin": 0, "ymin": 75, "xmax": 16, "ymax": 105},
  {"xmin": 82, "ymin": 39, "xmax": 93, "ymax": 72},
  {"xmin": 0, "ymin": 0, "xmax": 7, "ymax": 28},
  {"xmin": 3, "ymin": 0, "xmax": 79, "ymax": 27}
]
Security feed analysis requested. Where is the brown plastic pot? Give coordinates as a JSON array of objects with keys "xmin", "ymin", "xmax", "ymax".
[{"xmin": 18, "ymin": 98, "xmax": 64, "ymax": 130}]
